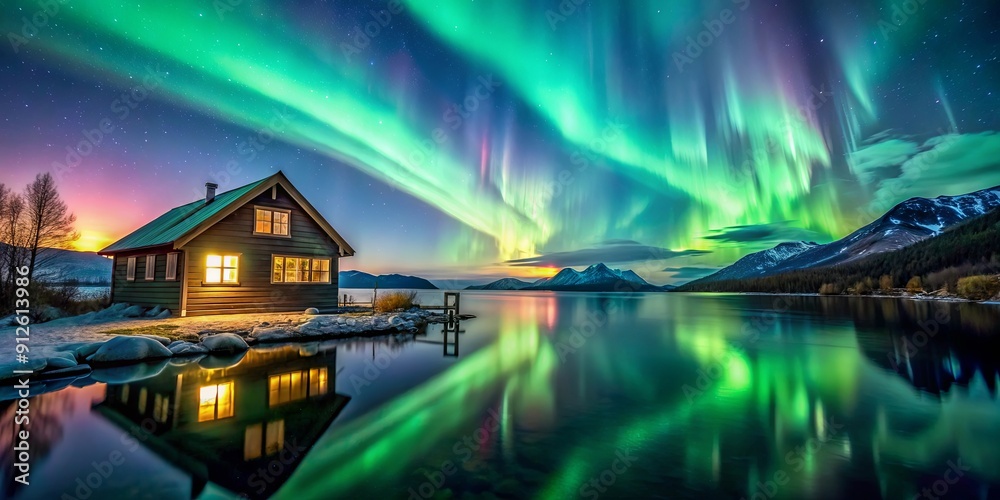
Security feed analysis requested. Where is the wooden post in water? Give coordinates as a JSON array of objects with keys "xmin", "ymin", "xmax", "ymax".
[
  {"xmin": 444, "ymin": 292, "xmax": 460, "ymax": 319},
  {"xmin": 443, "ymin": 292, "xmax": 461, "ymax": 357}
]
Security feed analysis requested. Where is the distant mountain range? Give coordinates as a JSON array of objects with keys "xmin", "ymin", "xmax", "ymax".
[
  {"xmin": 468, "ymin": 263, "xmax": 672, "ymax": 292},
  {"xmin": 686, "ymin": 185, "xmax": 1000, "ymax": 287},
  {"xmin": 467, "ymin": 278, "xmax": 535, "ymax": 290},
  {"xmin": 35, "ymin": 251, "xmax": 664, "ymax": 292},
  {"xmin": 338, "ymin": 270, "xmax": 438, "ymax": 289},
  {"xmin": 0, "ymin": 245, "xmax": 114, "ymax": 284}
]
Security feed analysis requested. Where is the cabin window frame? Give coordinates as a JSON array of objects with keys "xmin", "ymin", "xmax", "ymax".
[
  {"xmin": 198, "ymin": 381, "xmax": 235, "ymax": 422},
  {"xmin": 126, "ymin": 257, "xmax": 136, "ymax": 281},
  {"xmin": 244, "ymin": 420, "xmax": 287, "ymax": 459},
  {"xmin": 267, "ymin": 368, "xmax": 328, "ymax": 407},
  {"xmin": 165, "ymin": 252, "xmax": 179, "ymax": 281},
  {"xmin": 270, "ymin": 255, "xmax": 333, "ymax": 285},
  {"xmin": 253, "ymin": 206, "xmax": 292, "ymax": 238},
  {"xmin": 203, "ymin": 253, "xmax": 241, "ymax": 286},
  {"xmin": 145, "ymin": 254, "xmax": 156, "ymax": 281}
]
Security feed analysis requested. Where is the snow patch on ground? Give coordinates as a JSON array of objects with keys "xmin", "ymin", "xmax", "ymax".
[
  {"xmin": 0, "ymin": 304, "xmax": 464, "ymax": 384},
  {"xmin": 251, "ymin": 310, "xmax": 430, "ymax": 342},
  {"xmin": 168, "ymin": 341, "xmax": 210, "ymax": 356}
]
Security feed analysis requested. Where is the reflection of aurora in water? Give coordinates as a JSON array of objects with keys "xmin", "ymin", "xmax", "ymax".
[
  {"xmin": 2, "ymin": 294, "xmax": 996, "ymax": 498},
  {"xmin": 277, "ymin": 294, "xmax": 1000, "ymax": 498},
  {"xmin": 279, "ymin": 314, "xmax": 553, "ymax": 496}
]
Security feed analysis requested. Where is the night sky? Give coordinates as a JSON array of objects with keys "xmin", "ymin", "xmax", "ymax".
[{"xmin": 1, "ymin": 0, "xmax": 998, "ymax": 284}]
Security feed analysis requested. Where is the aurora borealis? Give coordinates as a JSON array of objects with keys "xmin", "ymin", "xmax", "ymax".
[{"xmin": 2, "ymin": 0, "xmax": 998, "ymax": 282}]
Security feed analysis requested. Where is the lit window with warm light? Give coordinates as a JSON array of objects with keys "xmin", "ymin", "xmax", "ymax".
[
  {"xmin": 243, "ymin": 420, "xmax": 286, "ymax": 461},
  {"xmin": 138, "ymin": 387, "xmax": 148, "ymax": 414},
  {"xmin": 205, "ymin": 254, "xmax": 239, "ymax": 284},
  {"xmin": 269, "ymin": 371, "xmax": 305, "ymax": 406},
  {"xmin": 272, "ymin": 256, "xmax": 331, "ymax": 283},
  {"xmin": 254, "ymin": 207, "xmax": 290, "ymax": 236},
  {"xmin": 153, "ymin": 393, "xmax": 170, "ymax": 423},
  {"xmin": 268, "ymin": 368, "xmax": 328, "ymax": 406},
  {"xmin": 244, "ymin": 423, "xmax": 263, "ymax": 460},
  {"xmin": 265, "ymin": 419, "xmax": 285, "ymax": 455},
  {"xmin": 198, "ymin": 382, "xmax": 235, "ymax": 422},
  {"xmin": 309, "ymin": 367, "xmax": 328, "ymax": 397}
]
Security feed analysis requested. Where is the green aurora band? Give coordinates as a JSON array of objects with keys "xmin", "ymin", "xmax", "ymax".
[
  {"xmin": 3, "ymin": 0, "xmax": 978, "ymax": 273},
  {"xmin": 3, "ymin": 0, "xmax": 549, "ymax": 261}
]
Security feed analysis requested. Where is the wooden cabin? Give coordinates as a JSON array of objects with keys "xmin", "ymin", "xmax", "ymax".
[{"xmin": 99, "ymin": 172, "xmax": 355, "ymax": 316}]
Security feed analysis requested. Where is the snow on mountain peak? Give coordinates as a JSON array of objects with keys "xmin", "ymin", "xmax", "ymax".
[{"xmin": 692, "ymin": 184, "xmax": 1000, "ymax": 285}]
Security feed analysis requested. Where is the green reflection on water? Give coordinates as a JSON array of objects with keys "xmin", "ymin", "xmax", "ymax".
[
  {"xmin": 277, "ymin": 294, "xmax": 1000, "ymax": 499},
  {"xmin": 277, "ymin": 315, "xmax": 550, "ymax": 497}
]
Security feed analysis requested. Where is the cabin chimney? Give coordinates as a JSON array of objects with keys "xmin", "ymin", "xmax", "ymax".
[{"xmin": 205, "ymin": 182, "xmax": 218, "ymax": 203}]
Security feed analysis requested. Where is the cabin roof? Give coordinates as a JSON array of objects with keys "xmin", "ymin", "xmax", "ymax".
[{"xmin": 99, "ymin": 172, "xmax": 355, "ymax": 256}]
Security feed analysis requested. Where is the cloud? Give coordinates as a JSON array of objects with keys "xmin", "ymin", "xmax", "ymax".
[
  {"xmin": 868, "ymin": 131, "xmax": 1000, "ymax": 212},
  {"xmin": 861, "ymin": 129, "xmax": 897, "ymax": 145},
  {"xmin": 599, "ymin": 239, "xmax": 642, "ymax": 246},
  {"xmin": 504, "ymin": 241, "xmax": 710, "ymax": 267},
  {"xmin": 702, "ymin": 221, "xmax": 822, "ymax": 244},
  {"xmin": 662, "ymin": 267, "xmax": 720, "ymax": 279},
  {"xmin": 848, "ymin": 136, "xmax": 919, "ymax": 184}
]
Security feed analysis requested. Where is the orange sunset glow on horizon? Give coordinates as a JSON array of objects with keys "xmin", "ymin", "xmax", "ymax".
[{"xmin": 72, "ymin": 230, "xmax": 114, "ymax": 252}]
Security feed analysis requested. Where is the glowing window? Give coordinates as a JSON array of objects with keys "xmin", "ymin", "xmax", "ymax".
[
  {"xmin": 126, "ymin": 257, "xmax": 136, "ymax": 281},
  {"xmin": 268, "ymin": 371, "xmax": 307, "ymax": 406},
  {"xmin": 205, "ymin": 255, "xmax": 239, "ymax": 284},
  {"xmin": 272, "ymin": 256, "xmax": 331, "ymax": 283},
  {"xmin": 244, "ymin": 420, "xmax": 286, "ymax": 460},
  {"xmin": 244, "ymin": 424, "xmax": 263, "ymax": 460},
  {"xmin": 199, "ymin": 382, "xmax": 235, "ymax": 422},
  {"xmin": 269, "ymin": 368, "xmax": 328, "ymax": 407},
  {"xmin": 309, "ymin": 368, "xmax": 328, "ymax": 397},
  {"xmin": 265, "ymin": 420, "xmax": 285, "ymax": 455},
  {"xmin": 138, "ymin": 388, "xmax": 148, "ymax": 414},
  {"xmin": 255, "ymin": 208, "xmax": 290, "ymax": 236},
  {"xmin": 153, "ymin": 394, "xmax": 170, "ymax": 423}
]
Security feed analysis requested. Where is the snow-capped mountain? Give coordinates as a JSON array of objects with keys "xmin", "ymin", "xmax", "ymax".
[
  {"xmin": 5, "ymin": 245, "xmax": 113, "ymax": 284},
  {"xmin": 692, "ymin": 185, "xmax": 1000, "ymax": 284},
  {"xmin": 469, "ymin": 263, "xmax": 670, "ymax": 292},
  {"xmin": 695, "ymin": 241, "xmax": 820, "ymax": 283},
  {"xmin": 466, "ymin": 278, "xmax": 535, "ymax": 290}
]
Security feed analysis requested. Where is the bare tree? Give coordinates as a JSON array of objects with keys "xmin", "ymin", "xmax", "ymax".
[
  {"xmin": 23, "ymin": 173, "xmax": 78, "ymax": 283},
  {"xmin": 0, "ymin": 184, "xmax": 30, "ymax": 306},
  {"xmin": 0, "ymin": 183, "xmax": 9, "ymax": 304}
]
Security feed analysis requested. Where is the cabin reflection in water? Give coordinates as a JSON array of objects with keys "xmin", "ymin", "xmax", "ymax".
[{"xmin": 98, "ymin": 343, "xmax": 350, "ymax": 499}]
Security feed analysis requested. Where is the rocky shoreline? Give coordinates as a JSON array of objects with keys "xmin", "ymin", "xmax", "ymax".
[{"xmin": 0, "ymin": 307, "xmax": 474, "ymax": 395}]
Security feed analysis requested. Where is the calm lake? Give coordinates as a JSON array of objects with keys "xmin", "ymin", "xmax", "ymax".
[{"xmin": 3, "ymin": 292, "xmax": 1000, "ymax": 499}]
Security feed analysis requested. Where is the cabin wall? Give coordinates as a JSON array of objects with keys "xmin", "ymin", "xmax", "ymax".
[
  {"xmin": 110, "ymin": 248, "xmax": 183, "ymax": 312},
  {"xmin": 182, "ymin": 186, "xmax": 342, "ymax": 316}
]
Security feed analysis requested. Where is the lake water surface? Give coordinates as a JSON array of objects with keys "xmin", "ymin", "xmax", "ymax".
[{"xmin": 3, "ymin": 292, "xmax": 1000, "ymax": 499}]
